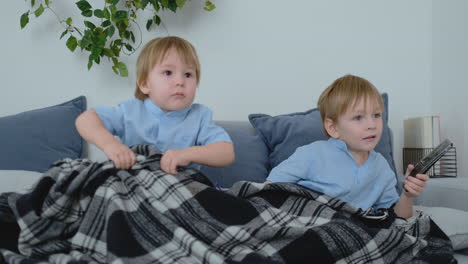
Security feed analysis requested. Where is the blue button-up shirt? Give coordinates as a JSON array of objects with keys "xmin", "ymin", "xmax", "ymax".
[
  {"xmin": 267, "ymin": 138, "xmax": 398, "ymax": 210},
  {"xmin": 94, "ymin": 99, "xmax": 232, "ymax": 152}
]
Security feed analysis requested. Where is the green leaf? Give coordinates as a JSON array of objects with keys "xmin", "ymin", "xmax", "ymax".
[
  {"xmin": 103, "ymin": 48, "xmax": 114, "ymax": 57},
  {"xmin": 112, "ymin": 0, "xmax": 119, "ymax": 5},
  {"xmin": 176, "ymin": 0, "xmax": 186, "ymax": 8},
  {"xmin": 94, "ymin": 55, "xmax": 101, "ymax": 64},
  {"xmin": 146, "ymin": 19, "xmax": 152, "ymax": 30},
  {"xmin": 152, "ymin": 0, "xmax": 160, "ymax": 12},
  {"xmin": 94, "ymin": 9, "xmax": 105, "ymax": 18},
  {"xmin": 109, "ymin": 5, "xmax": 117, "ymax": 20},
  {"xmin": 76, "ymin": 0, "xmax": 92, "ymax": 12},
  {"xmin": 123, "ymin": 30, "xmax": 130, "ymax": 40},
  {"xmin": 112, "ymin": 65, "xmax": 119, "ymax": 75},
  {"xmin": 84, "ymin": 20, "xmax": 96, "ymax": 29},
  {"xmin": 101, "ymin": 20, "xmax": 111, "ymax": 27},
  {"xmin": 82, "ymin": 10, "xmax": 93, "ymax": 17},
  {"xmin": 66, "ymin": 36, "xmax": 78, "ymax": 52},
  {"xmin": 31, "ymin": 0, "xmax": 35, "ymax": 7},
  {"xmin": 20, "ymin": 12, "xmax": 29, "ymax": 29},
  {"xmin": 115, "ymin": 10, "xmax": 128, "ymax": 20},
  {"xmin": 141, "ymin": 0, "xmax": 149, "ymax": 9},
  {"xmin": 130, "ymin": 31, "xmax": 135, "ymax": 43},
  {"xmin": 134, "ymin": 0, "xmax": 143, "ymax": 9},
  {"xmin": 204, "ymin": 0, "xmax": 216, "ymax": 11},
  {"xmin": 154, "ymin": 14, "xmax": 161, "ymax": 25},
  {"xmin": 103, "ymin": 8, "xmax": 111, "ymax": 19},
  {"xmin": 34, "ymin": 4, "xmax": 45, "ymax": 17},
  {"xmin": 59, "ymin": 29, "xmax": 68, "ymax": 39},
  {"xmin": 111, "ymin": 44, "xmax": 120, "ymax": 57},
  {"xmin": 80, "ymin": 30, "xmax": 92, "ymax": 48},
  {"xmin": 90, "ymin": 48, "xmax": 100, "ymax": 62},
  {"xmin": 116, "ymin": 20, "xmax": 128, "ymax": 34},
  {"xmin": 161, "ymin": 0, "xmax": 168, "ymax": 8},
  {"xmin": 87, "ymin": 59, "xmax": 93, "ymax": 70},
  {"xmin": 124, "ymin": 44, "xmax": 133, "ymax": 52},
  {"xmin": 168, "ymin": 0, "xmax": 177, "ymax": 12},
  {"xmin": 45, "ymin": 0, "xmax": 50, "ymax": 7},
  {"xmin": 66, "ymin": 17, "xmax": 73, "ymax": 25},
  {"xmin": 96, "ymin": 29, "xmax": 107, "ymax": 45},
  {"xmin": 117, "ymin": 62, "xmax": 128, "ymax": 77},
  {"xmin": 105, "ymin": 25, "xmax": 115, "ymax": 37}
]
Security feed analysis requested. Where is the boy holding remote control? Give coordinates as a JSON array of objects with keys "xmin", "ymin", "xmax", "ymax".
[{"xmin": 265, "ymin": 74, "xmax": 429, "ymax": 219}]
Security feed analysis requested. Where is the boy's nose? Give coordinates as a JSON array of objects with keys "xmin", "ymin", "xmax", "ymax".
[
  {"xmin": 367, "ymin": 119, "xmax": 377, "ymax": 129},
  {"xmin": 175, "ymin": 75, "xmax": 184, "ymax": 86}
]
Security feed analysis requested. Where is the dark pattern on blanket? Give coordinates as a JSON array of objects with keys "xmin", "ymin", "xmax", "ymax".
[{"xmin": 0, "ymin": 145, "xmax": 456, "ymax": 264}]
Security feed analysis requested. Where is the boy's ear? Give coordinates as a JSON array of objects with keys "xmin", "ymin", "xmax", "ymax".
[
  {"xmin": 324, "ymin": 118, "xmax": 340, "ymax": 139},
  {"xmin": 138, "ymin": 81, "xmax": 150, "ymax": 95}
]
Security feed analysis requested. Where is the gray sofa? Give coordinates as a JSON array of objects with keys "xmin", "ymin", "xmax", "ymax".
[{"xmin": 1, "ymin": 95, "xmax": 468, "ymax": 261}]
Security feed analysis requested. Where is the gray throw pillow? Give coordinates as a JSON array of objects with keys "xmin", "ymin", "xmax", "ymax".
[
  {"xmin": 0, "ymin": 96, "xmax": 87, "ymax": 172},
  {"xmin": 248, "ymin": 93, "xmax": 396, "ymax": 174}
]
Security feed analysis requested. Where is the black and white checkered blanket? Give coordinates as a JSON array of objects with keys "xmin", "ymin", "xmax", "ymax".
[{"xmin": 0, "ymin": 145, "xmax": 456, "ymax": 263}]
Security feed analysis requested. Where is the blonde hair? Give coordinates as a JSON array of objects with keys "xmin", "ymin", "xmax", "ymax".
[
  {"xmin": 134, "ymin": 36, "xmax": 201, "ymax": 100},
  {"xmin": 317, "ymin": 74, "xmax": 383, "ymax": 137}
]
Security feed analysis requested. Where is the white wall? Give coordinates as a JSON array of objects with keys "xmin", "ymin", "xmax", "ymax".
[
  {"xmin": 2, "ymin": 1, "xmax": 465, "ymax": 177},
  {"xmin": 432, "ymin": 0, "xmax": 468, "ymax": 179}
]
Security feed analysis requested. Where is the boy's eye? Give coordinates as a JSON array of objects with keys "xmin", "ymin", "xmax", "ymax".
[
  {"xmin": 163, "ymin": 70, "xmax": 172, "ymax": 76},
  {"xmin": 373, "ymin": 113, "xmax": 382, "ymax": 119},
  {"xmin": 185, "ymin": 72, "xmax": 192, "ymax": 78},
  {"xmin": 353, "ymin": 115, "xmax": 362, "ymax": 121}
]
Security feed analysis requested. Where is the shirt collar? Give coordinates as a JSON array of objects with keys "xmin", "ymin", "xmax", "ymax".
[
  {"xmin": 144, "ymin": 99, "xmax": 191, "ymax": 118},
  {"xmin": 327, "ymin": 137, "xmax": 376, "ymax": 164}
]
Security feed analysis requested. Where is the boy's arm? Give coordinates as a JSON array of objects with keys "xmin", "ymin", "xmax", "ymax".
[
  {"xmin": 393, "ymin": 165, "xmax": 429, "ymax": 218},
  {"xmin": 75, "ymin": 109, "xmax": 135, "ymax": 169},
  {"xmin": 160, "ymin": 142, "xmax": 234, "ymax": 175},
  {"xmin": 265, "ymin": 145, "xmax": 312, "ymax": 184},
  {"xmin": 393, "ymin": 192, "xmax": 415, "ymax": 219},
  {"xmin": 76, "ymin": 109, "xmax": 117, "ymax": 148}
]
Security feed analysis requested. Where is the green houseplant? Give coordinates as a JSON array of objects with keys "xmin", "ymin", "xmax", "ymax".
[{"xmin": 20, "ymin": 0, "xmax": 216, "ymax": 77}]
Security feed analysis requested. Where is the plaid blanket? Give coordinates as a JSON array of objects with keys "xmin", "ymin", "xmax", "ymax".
[{"xmin": 0, "ymin": 145, "xmax": 456, "ymax": 264}]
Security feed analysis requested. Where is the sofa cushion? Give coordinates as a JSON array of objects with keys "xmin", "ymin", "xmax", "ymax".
[
  {"xmin": 0, "ymin": 170, "xmax": 42, "ymax": 193},
  {"xmin": 415, "ymin": 205, "xmax": 468, "ymax": 251},
  {"xmin": 199, "ymin": 121, "xmax": 270, "ymax": 188},
  {"xmin": 248, "ymin": 93, "xmax": 396, "ymax": 174},
  {"xmin": 0, "ymin": 96, "xmax": 86, "ymax": 172},
  {"xmin": 414, "ymin": 178, "xmax": 468, "ymax": 212}
]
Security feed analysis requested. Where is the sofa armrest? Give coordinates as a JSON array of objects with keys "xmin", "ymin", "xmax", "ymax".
[{"xmin": 401, "ymin": 177, "xmax": 468, "ymax": 212}]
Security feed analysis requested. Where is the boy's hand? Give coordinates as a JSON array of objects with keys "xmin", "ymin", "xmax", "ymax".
[
  {"xmin": 403, "ymin": 164, "xmax": 429, "ymax": 198},
  {"xmin": 103, "ymin": 142, "xmax": 136, "ymax": 169},
  {"xmin": 161, "ymin": 149, "xmax": 191, "ymax": 175}
]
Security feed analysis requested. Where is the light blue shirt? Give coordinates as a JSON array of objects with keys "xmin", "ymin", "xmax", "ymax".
[
  {"xmin": 267, "ymin": 138, "xmax": 399, "ymax": 210},
  {"xmin": 94, "ymin": 99, "xmax": 232, "ymax": 152}
]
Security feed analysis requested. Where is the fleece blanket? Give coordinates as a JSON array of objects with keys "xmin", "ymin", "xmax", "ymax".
[{"xmin": 0, "ymin": 145, "xmax": 456, "ymax": 264}]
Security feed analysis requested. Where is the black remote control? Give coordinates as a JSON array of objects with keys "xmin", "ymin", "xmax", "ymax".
[{"xmin": 403, "ymin": 139, "xmax": 453, "ymax": 191}]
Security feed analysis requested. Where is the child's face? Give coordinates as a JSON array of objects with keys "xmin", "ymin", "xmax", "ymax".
[
  {"xmin": 139, "ymin": 48, "xmax": 198, "ymax": 112},
  {"xmin": 331, "ymin": 97, "xmax": 383, "ymax": 161}
]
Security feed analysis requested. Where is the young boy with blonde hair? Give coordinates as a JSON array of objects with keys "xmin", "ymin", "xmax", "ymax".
[
  {"xmin": 76, "ymin": 36, "xmax": 234, "ymax": 174},
  {"xmin": 265, "ymin": 74, "xmax": 428, "ymax": 219}
]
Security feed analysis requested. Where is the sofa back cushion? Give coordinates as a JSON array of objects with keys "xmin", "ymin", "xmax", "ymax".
[
  {"xmin": 199, "ymin": 121, "xmax": 270, "ymax": 188},
  {"xmin": 0, "ymin": 96, "xmax": 87, "ymax": 172}
]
